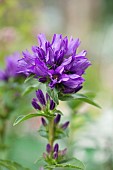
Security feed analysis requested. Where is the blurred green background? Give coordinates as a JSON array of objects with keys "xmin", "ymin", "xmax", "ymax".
[{"xmin": 0, "ymin": 0, "xmax": 113, "ymax": 169}]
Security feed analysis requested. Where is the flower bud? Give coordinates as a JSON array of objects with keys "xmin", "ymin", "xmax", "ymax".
[
  {"xmin": 53, "ymin": 152, "xmax": 58, "ymax": 160},
  {"xmin": 59, "ymin": 148, "xmax": 67, "ymax": 156},
  {"xmin": 46, "ymin": 143, "xmax": 51, "ymax": 154},
  {"xmin": 61, "ymin": 121, "xmax": 69, "ymax": 130},
  {"xmin": 54, "ymin": 114, "xmax": 61, "ymax": 124},
  {"xmin": 32, "ymin": 98, "xmax": 41, "ymax": 110},
  {"xmin": 54, "ymin": 143, "xmax": 59, "ymax": 153},
  {"xmin": 41, "ymin": 117, "xmax": 47, "ymax": 126},
  {"xmin": 50, "ymin": 99, "xmax": 55, "ymax": 110},
  {"xmin": 36, "ymin": 89, "xmax": 46, "ymax": 106},
  {"xmin": 46, "ymin": 93, "xmax": 50, "ymax": 101},
  {"xmin": 43, "ymin": 152, "xmax": 47, "ymax": 159}
]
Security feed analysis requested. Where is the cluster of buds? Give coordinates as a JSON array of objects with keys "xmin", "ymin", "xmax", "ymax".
[
  {"xmin": 32, "ymin": 89, "xmax": 55, "ymax": 112},
  {"xmin": 43, "ymin": 143, "xmax": 67, "ymax": 163},
  {"xmin": 40, "ymin": 114, "xmax": 69, "ymax": 138},
  {"xmin": 54, "ymin": 114, "xmax": 69, "ymax": 130},
  {"xmin": 41, "ymin": 114, "xmax": 69, "ymax": 164}
]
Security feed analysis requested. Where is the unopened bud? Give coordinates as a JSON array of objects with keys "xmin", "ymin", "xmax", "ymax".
[
  {"xmin": 46, "ymin": 143, "xmax": 51, "ymax": 154},
  {"xmin": 61, "ymin": 121, "xmax": 69, "ymax": 130},
  {"xmin": 54, "ymin": 143, "xmax": 59, "ymax": 153},
  {"xmin": 54, "ymin": 114, "xmax": 61, "ymax": 124},
  {"xmin": 53, "ymin": 152, "xmax": 58, "ymax": 160},
  {"xmin": 41, "ymin": 117, "xmax": 47, "ymax": 126}
]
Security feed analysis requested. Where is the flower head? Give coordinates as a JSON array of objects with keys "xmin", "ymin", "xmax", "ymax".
[
  {"xmin": 18, "ymin": 34, "xmax": 91, "ymax": 94},
  {"xmin": 0, "ymin": 52, "xmax": 22, "ymax": 81}
]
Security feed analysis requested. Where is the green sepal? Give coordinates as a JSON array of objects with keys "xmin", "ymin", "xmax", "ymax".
[
  {"xmin": 55, "ymin": 128, "xmax": 69, "ymax": 139},
  {"xmin": 22, "ymin": 84, "xmax": 39, "ymax": 96},
  {"xmin": 46, "ymin": 86, "xmax": 59, "ymax": 105},
  {"xmin": 13, "ymin": 112, "xmax": 50, "ymax": 126},
  {"xmin": 38, "ymin": 125, "xmax": 48, "ymax": 139},
  {"xmin": 59, "ymin": 93, "xmax": 101, "ymax": 108},
  {"xmin": 44, "ymin": 157, "xmax": 85, "ymax": 169},
  {"xmin": 0, "ymin": 159, "xmax": 30, "ymax": 170}
]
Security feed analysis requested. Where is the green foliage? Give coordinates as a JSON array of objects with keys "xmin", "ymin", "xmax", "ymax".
[
  {"xmin": 0, "ymin": 160, "xmax": 30, "ymax": 170},
  {"xmin": 59, "ymin": 93, "xmax": 101, "ymax": 108},
  {"xmin": 44, "ymin": 157, "xmax": 85, "ymax": 169},
  {"xmin": 46, "ymin": 86, "xmax": 59, "ymax": 105},
  {"xmin": 13, "ymin": 112, "xmax": 52, "ymax": 126}
]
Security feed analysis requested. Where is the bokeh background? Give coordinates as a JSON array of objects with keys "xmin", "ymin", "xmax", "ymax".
[{"xmin": 0, "ymin": 0, "xmax": 113, "ymax": 169}]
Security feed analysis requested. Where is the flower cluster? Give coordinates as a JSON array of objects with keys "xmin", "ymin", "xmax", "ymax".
[
  {"xmin": 41, "ymin": 114, "xmax": 69, "ymax": 130},
  {"xmin": 40, "ymin": 113, "xmax": 69, "ymax": 161},
  {"xmin": 43, "ymin": 143, "xmax": 67, "ymax": 163},
  {"xmin": 18, "ymin": 34, "xmax": 91, "ymax": 94},
  {"xmin": 0, "ymin": 53, "xmax": 22, "ymax": 81},
  {"xmin": 32, "ymin": 89, "xmax": 56, "ymax": 112}
]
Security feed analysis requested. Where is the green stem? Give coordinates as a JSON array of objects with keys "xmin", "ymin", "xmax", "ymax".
[
  {"xmin": 49, "ymin": 118, "xmax": 55, "ymax": 149},
  {"xmin": 0, "ymin": 119, "xmax": 7, "ymax": 159}
]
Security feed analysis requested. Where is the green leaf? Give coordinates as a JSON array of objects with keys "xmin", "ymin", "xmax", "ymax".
[
  {"xmin": 24, "ymin": 74, "xmax": 35, "ymax": 83},
  {"xmin": 22, "ymin": 84, "xmax": 39, "ymax": 96},
  {"xmin": 54, "ymin": 109, "xmax": 63, "ymax": 115},
  {"xmin": 13, "ymin": 112, "xmax": 48, "ymax": 126},
  {"xmin": 45, "ymin": 157, "xmax": 85, "ymax": 169},
  {"xmin": 46, "ymin": 86, "xmax": 59, "ymax": 105},
  {"xmin": 59, "ymin": 93, "xmax": 101, "ymax": 109},
  {"xmin": 0, "ymin": 159, "xmax": 30, "ymax": 170},
  {"xmin": 38, "ymin": 125, "xmax": 48, "ymax": 139}
]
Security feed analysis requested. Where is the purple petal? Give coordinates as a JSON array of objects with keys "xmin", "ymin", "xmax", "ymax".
[
  {"xmin": 38, "ymin": 33, "xmax": 47, "ymax": 51},
  {"xmin": 66, "ymin": 38, "xmax": 80, "ymax": 56},
  {"xmin": 51, "ymin": 34, "xmax": 62, "ymax": 51},
  {"xmin": 63, "ymin": 76, "xmax": 84, "ymax": 88}
]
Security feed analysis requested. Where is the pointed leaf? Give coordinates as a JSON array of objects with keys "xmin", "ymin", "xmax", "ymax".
[
  {"xmin": 59, "ymin": 93, "xmax": 101, "ymax": 108},
  {"xmin": 13, "ymin": 112, "xmax": 48, "ymax": 126},
  {"xmin": 54, "ymin": 109, "xmax": 63, "ymax": 115}
]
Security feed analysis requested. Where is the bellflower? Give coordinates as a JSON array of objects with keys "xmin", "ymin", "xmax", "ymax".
[
  {"xmin": 18, "ymin": 34, "xmax": 91, "ymax": 94},
  {"xmin": 0, "ymin": 52, "xmax": 21, "ymax": 81}
]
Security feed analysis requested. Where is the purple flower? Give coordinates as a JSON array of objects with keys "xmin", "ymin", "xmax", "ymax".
[
  {"xmin": 32, "ymin": 89, "xmax": 56, "ymax": 111},
  {"xmin": 0, "ymin": 52, "xmax": 22, "ymax": 81},
  {"xmin": 18, "ymin": 34, "xmax": 91, "ymax": 94}
]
